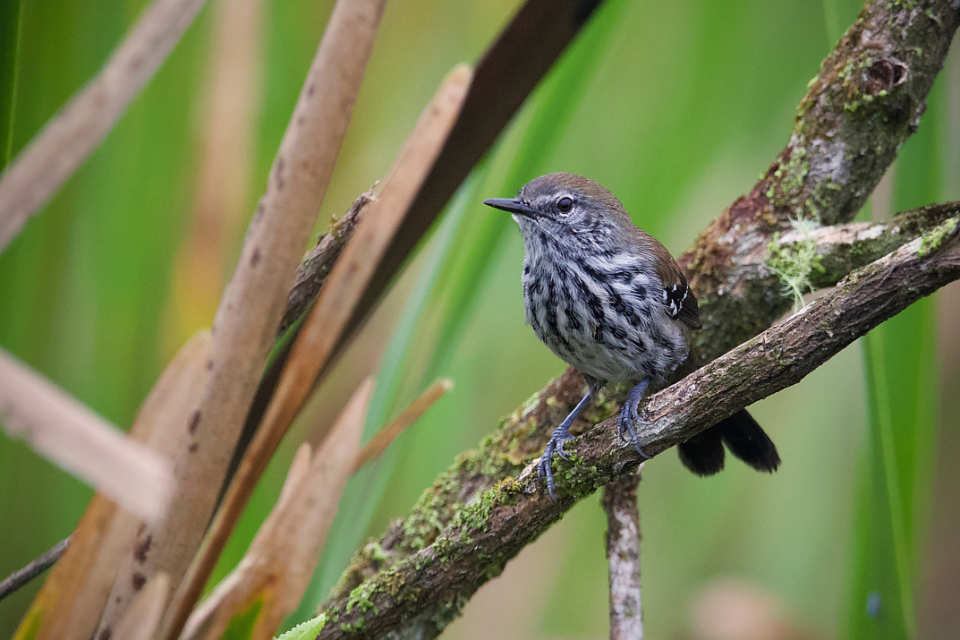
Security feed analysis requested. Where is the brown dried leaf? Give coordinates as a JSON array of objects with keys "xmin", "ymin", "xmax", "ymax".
[
  {"xmin": 182, "ymin": 380, "xmax": 372, "ymax": 640},
  {"xmin": 161, "ymin": 62, "xmax": 473, "ymax": 640},
  {"xmin": 13, "ymin": 332, "xmax": 210, "ymax": 640},
  {"xmin": 0, "ymin": 348, "xmax": 171, "ymax": 522}
]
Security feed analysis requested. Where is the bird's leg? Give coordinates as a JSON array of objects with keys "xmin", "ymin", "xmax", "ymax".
[
  {"xmin": 618, "ymin": 379, "xmax": 652, "ymax": 459},
  {"xmin": 538, "ymin": 391, "xmax": 592, "ymax": 502}
]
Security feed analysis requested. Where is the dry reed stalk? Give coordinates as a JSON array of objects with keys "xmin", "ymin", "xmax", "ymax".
[
  {"xmin": 161, "ymin": 63, "xmax": 472, "ymax": 640},
  {"xmin": 0, "ymin": 348, "xmax": 171, "ymax": 522},
  {"xmin": 0, "ymin": 0, "xmax": 209, "ymax": 253},
  {"xmin": 13, "ymin": 333, "xmax": 210, "ymax": 640},
  {"xmin": 181, "ymin": 380, "xmax": 371, "ymax": 640}
]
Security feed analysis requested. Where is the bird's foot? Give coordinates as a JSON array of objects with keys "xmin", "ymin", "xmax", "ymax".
[
  {"xmin": 617, "ymin": 381, "xmax": 652, "ymax": 459},
  {"xmin": 538, "ymin": 426, "xmax": 575, "ymax": 502}
]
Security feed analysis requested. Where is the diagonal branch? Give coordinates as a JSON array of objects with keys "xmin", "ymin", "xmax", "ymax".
[
  {"xmin": 316, "ymin": 212, "xmax": 960, "ymax": 640},
  {"xmin": 0, "ymin": 537, "xmax": 70, "ymax": 603},
  {"xmin": 681, "ymin": 0, "xmax": 959, "ymax": 363},
  {"xmin": 304, "ymin": 1, "xmax": 958, "ymax": 634}
]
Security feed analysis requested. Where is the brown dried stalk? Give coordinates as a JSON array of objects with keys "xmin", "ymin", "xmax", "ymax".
[
  {"xmin": 97, "ymin": 0, "xmax": 388, "ymax": 635},
  {"xmin": 0, "ymin": 348, "xmax": 171, "ymax": 522},
  {"xmin": 0, "ymin": 0, "xmax": 209, "ymax": 253}
]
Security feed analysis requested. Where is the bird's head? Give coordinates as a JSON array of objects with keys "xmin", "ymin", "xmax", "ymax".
[{"xmin": 483, "ymin": 173, "xmax": 634, "ymax": 247}]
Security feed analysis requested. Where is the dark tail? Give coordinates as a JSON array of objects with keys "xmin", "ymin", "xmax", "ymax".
[{"xmin": 677, "ymin": 409, "xmax": 780, "ymax": 476}]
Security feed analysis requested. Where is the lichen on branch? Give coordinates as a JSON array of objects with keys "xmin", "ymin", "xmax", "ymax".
[{"xmin": 315, "ymin": 213, "xmax": 960, "ymax": 640}]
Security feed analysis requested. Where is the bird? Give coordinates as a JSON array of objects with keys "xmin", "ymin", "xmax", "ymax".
[{"xmin": 484, "ymin": 173, "xmax": 780, "ymax": 501}]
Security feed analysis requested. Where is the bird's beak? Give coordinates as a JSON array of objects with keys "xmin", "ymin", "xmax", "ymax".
[{"xmin": 483, "ymin": 198, "xmax": 538, "ymax": 218}]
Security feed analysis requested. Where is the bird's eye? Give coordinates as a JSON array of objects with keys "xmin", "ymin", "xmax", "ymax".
[{"xmin": 557, "ymin": 196, "xmax": 573, "ymax": 213}]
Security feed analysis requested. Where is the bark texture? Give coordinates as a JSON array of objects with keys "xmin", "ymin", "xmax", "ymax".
[
  {"xmin": 279, "ymin": 189, "xmax": 375, "ymax": 336},
  {"xmin": 603, "ymin": 471, "xmax": 643, "ymax": 640},
  {"xmin": 314, "ymin": 214, "xmax": 960, "ymax": 640},
  {"xmin": 681, "ymin": 0, "xmax": 959, "ymax": 363}
]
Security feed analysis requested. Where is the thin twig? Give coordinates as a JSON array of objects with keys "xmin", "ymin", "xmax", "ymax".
[
  {"xmin": 603, "ymin": 469, "xmax": 643, "ymax": 640},
  {"xmin": 0, "ymin": 0, "xmax": 208, "ymax": 253},
  {"xmin": 0, "ymin": 537, "xmax": 70, "ymax": 602},
  {"xmin": 352, "ymin": 379, "xmax": 453, "ymax": 472},
  {"xmin": 279, "ymin": 189, "xmax": 376, "ymax": 336}
]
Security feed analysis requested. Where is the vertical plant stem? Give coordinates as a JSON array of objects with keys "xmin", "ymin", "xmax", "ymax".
[
  {"xmin": 0, "ymin": 0, "xmax": 21, "ymax": 168},
  {"xmin": 603, "ymin": 468, "xmax": 643, "ymax": 640},
  {"xmin": 863, "ymin": 337, "xmax": 917, "ymax": 634}
]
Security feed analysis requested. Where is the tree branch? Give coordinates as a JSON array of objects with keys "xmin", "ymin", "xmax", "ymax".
[
  {"xmin": 298, "ymin": 1, "xmax": 957, "ymax": 637},
  {"xmin": 681, "ymin": 0, "xmax": 959, "ymax": 363},
  {"xmin": 316, "ymin": 212, "xmax": 960, "ymax": 640},
  {"xmin": 315, "ymin": 199, "xmax": 959, "ymax": 633},
  {"xmin": 603, "ymin": 469, "xmax": 643, "ymax": 640}
]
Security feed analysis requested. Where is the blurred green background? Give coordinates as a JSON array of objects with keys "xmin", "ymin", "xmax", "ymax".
[{"xmin": 1, "ymin": 0, "xmax": 958, "ymax": 638}]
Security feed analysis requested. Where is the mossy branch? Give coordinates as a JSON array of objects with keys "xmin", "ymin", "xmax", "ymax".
[
  {"xmin": 312, "ymin": 204, "xmax": 959, "ymax": 640},
  {"xmin": 680, "ymin": 0, "xmax": 958, "ymax": 365},
  {"xmin": 314, "ymin": 214, "xmax": 960, "ymax": 639},
  {"xmin": 301, "ymin": 2, "xmax": 958, "ymax": 637}
]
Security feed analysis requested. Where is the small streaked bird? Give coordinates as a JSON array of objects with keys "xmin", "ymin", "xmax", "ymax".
[{"xmin": 484, "ymin": 173, "xmax": 780, "ymax": 500}]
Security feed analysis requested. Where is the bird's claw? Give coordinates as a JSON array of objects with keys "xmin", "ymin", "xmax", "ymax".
[
  {"xmin": 618, "ymin": 400, "xmax": 652, "ymax": 460},
  {"xmin": 538, "ymin": 428, "xmax": 575, "ymax": 502}
]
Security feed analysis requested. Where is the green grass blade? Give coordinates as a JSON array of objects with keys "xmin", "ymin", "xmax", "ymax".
[
  {"xmin": 0, "ymin": 0, "xmax": 22, "ymax": 167},
  {"xmin": 846, "ymin": 67, "xmax": 944, "ymax": 640}
]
